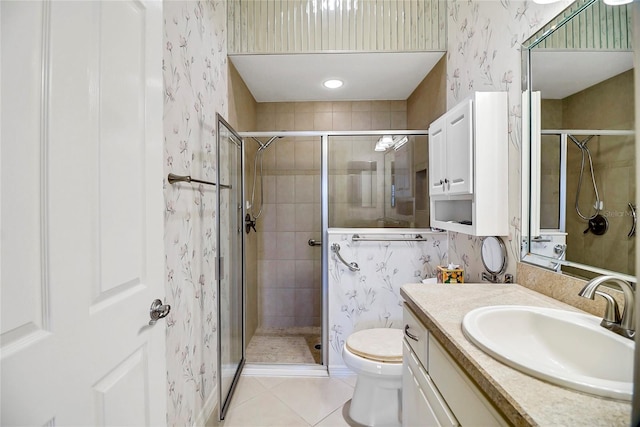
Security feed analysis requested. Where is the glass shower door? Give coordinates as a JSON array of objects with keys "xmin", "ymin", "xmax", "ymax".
[{"xmin": 217, "ymin": 114, "xmax": 245, "ymax": 420}]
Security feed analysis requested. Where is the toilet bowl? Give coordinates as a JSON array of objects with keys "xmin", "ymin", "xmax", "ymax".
[{"xmin": 342, "ymin": 328, "xmax": 403, "ymax": 427}]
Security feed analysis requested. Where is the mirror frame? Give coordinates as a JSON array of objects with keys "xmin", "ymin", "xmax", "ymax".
[{"xmin": 520, "ymin": 0, "xmax": 636, "ymax": 283}]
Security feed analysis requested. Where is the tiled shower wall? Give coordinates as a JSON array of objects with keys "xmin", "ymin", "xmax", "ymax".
[
  {"xmin": 255, "ymin": 101, "xmax": 407, "ymax": 328},
  {"xmin": 562, "ymin": 70, "xmax": 635, "ymax": 276},
  {"xmin": 540, "ymin": 70, "xmax": 635, "ymax": 278}
]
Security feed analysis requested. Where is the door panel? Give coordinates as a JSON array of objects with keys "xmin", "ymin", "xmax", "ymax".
[
  {"xmin": 445, "ymin": 100, "xmax": 473, "ymax": 195},
  {"xmin": 428, "ymin": 117, "xmax": 446, "ymax": 196},
  {"xmin": 217, "ymin": 115, "xmax": 245, "ymax": 419},
  {"xmin": 1, "ymin": 1, "xmax": 166, "ymax": 425}
]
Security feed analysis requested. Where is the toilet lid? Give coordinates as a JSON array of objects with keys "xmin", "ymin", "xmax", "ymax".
[{"xmin": 346, "ymin": 328, "xmax": 403, "ymax": 363}]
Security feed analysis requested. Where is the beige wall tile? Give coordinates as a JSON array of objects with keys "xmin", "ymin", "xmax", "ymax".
[
  {"xmin": 277, "ymin": 289, "xmax": 296, "ymax": 316},
  {"xmin": 257, "ymin": 102, "xmax": 276, "ymax": 114},
  {"xmin": 314, "ymin": 101, "xmax": 333, "ymax": 112},
  {"xmin": 295, "ymin": 102, "xmax": 315, "ymax": 113},
  {"xmin": 276, "ymin": 138, "xmax": 295, "ymax": 169},
  {"xmin": 294, "ymin": 232, "xmax": 314, "ymax": 260},
  {"xmin": 295, "ymin": 175, "xmax": 315, "ymax": 203},
  {"xmin": 276, "ymin": 112, "xmax": 295, "ymax": 131},
  {"xmin": 371, "ymin": 100, "xmax": 390, "ymax": 111},
  {"xmin": 332, "ymin": 112, "xmax": 352, "ymax": 130},
  {"xmin": 262, "ymin": 143, "xmax": 277, "ymax": 170},
  {"xmin": 332, "ymin": 101, "xmax": 352, "ymax": 112},
  {"xmin": 294, "ymin": 139, "xmax": 316, "ymax": 169},
  {"xmin": 371, "ymin": 111, "xmax": 391, "ymax": 129},
  {"xmin": 258, "ymin": 260, "xmax": 277, "ymax": 288},
  {"xmin": 295, "ymin": 203, "xmax": 314, "ymax": 231},
  {"xmin": 294, "ymin": 289, "xmax": 314, "ymax": 317},
  {"xmin": 351, "ymin": 111, "xmax": 372, "ymax": 130},
  {"xmin": 258, "ymin": 231, "xmax": 277, "ymax": 260},
  {"xmin": 295, "ymin": 260, "xmax": 314, "ymax": 286},
  {"xmin": 263, "ymin": 175, "xmax": 277, "ymax": 203},
  {"xmin": 314, "ymin": 112, "xmax": 332, "ymax": 130},
  {"xmin": 260, "ymin": 204, "xmax": 277, "ymax": 231},
  {"xmin": 276, "ymin": 175, "xmax": 295, "ymax": 203},
  {"xmin": 276, "ymin": 204, "xmax": 296, "ymax": 231},
  {"xmin": 352, "ymin": 101, "xmax": 372, "ymax": 112},
  {"xmin": 389, "ymin": 100, "xmax": 407, "ymax": 112},
  {"xmin": 390, "ymin": 111, "xmax": 407, "ymax": 129},
  {"xmin": 257, "ymin": 112, "xmax": 276, "ymax": 131},
  {"xmin": 276, "ymin": 232, "xmax": 296, "ymax": 260},
  {"xmin": 294, "ymin": 112, "xmax": 314, "ymax": 130},
  {"xmin": 275, "ymin": 102, "xmax": 295, "ymax": 113},
  {"xmin": 261, "ymin": 289, "xmax": 279, "ymax": 318},
  {"xmin": 276, "ymin": 260, "xmax": 296, "ymax": 287}
]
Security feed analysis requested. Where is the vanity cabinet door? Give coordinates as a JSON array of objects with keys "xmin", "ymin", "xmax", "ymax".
[
  {"xmin": 428, "ymin": 336, "xmax": 507, "ymax": 426},
  {"xmin": 403, "ymin": 341, "xmax": 455, "ymax": 427},
  {"xmin": 444, "ymin": 100, "xmax": 473, "ymax": 195}
]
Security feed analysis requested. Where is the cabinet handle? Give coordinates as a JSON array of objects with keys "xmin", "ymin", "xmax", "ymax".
[
  {"xmin": 444, "ymin": 178, "xmax": 450, "ymax": 191},
  {"xmin": 404, "ymin": 324, "xmax": 419, "ymax": 341}
]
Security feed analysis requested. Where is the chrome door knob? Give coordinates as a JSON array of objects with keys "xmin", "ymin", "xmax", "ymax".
[{"xmin": 149, "ymin": 299, "xmax": 171, "ymax": 325}]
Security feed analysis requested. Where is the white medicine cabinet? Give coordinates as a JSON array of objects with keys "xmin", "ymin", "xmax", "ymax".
[{"xmin": 428, "ymin": 92, "xmax": 509, "ymax": 236}]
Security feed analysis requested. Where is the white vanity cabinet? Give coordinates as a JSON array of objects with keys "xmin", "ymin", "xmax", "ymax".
[
  {"xmin": 402, "ymin": 304, "xmax": 507, "ymax": 427},
  {"xmin": 428, "ymin": 92, "xmax": 508, "ymax": 236}
]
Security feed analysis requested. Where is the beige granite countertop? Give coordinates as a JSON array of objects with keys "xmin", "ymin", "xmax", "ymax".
[{"xmin": 400, "ymin": 283, "xmax": 632, "ymax": 427}]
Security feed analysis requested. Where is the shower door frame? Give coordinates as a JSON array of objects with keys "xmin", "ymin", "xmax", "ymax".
[
  {"xmin": 218, "ymin": 114, "xmax": 246, "ymax": 420},
  {"xmin": 239, "ymin": 130, "xmax": 429, "ymax": 368}
]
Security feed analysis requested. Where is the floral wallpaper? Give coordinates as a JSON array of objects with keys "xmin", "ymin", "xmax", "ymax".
[
  {"xmin": 163, "ymin": 1, "xmax": 227, "ymax": 425},
  {"xmin": 445, "ymin": 0, "xmax": 572, "ymax": 280},
  {"xmin": 327, "ymin": 231, "xmax": 448, "ymax": 372}
]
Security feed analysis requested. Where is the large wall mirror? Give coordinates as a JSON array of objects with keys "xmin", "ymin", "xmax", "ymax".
[{"xmin": 521, "ymin": 0, "xmax": 635, "ymax": 282}]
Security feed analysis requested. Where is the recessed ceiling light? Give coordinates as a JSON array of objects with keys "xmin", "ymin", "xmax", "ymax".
[{"xmin": 323, "ymin": 79, "xmax": 343, "ymax": 89}]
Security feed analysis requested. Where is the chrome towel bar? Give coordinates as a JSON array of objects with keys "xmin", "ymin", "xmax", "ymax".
[
  {"xmin": 167, "ymin": 173, "xmax": 231, "ymax": 189},
  {"xmin": 351, "ymin": 233, "xmax": 426, "ymax": 242}
]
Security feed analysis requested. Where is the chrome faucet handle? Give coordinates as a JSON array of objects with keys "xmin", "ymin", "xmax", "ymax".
[
  {"xmin": 579, "ymin": 275, "xmax": 635, "ymax": 340},
  {"xmin": 594, "ymin": 290, "xmax": 621, "ymax": 326}
]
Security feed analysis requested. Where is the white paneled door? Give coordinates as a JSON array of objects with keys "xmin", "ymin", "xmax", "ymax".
[{"xmin": 1, "ymin": 1, "xmax": 166, "ymax": 425}]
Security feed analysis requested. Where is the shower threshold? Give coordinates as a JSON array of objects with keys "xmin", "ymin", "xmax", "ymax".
[{"xmin": 243, "ymin": 363, "xmax": 328, "ymax": 377}]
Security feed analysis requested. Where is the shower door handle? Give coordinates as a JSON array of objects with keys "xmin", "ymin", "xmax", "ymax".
[{"xmin": 308, "ymin": 239, "xmax": 322, "ymax": 247}]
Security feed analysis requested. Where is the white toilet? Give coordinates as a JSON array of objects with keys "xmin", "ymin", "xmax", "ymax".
[{"xmin": 342, "ymin": 328, "xmax": 403, "ymax": 426}]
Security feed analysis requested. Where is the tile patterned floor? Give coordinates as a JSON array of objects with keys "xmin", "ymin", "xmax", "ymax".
[
  {"xmin": 209, "ymin": 375, "xmax": 360, "ymax": 427},
  {"xmin": 246, "ymin": 327, "xmax": 322, "ymax": 364}
]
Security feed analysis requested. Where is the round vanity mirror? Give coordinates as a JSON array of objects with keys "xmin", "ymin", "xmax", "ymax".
[{"xmin": 481, "ymin": 236, "xmax": 507, "ymax": 275}]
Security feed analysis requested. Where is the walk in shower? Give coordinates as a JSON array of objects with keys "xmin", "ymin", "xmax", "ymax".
[{"xmin": 239, "ymin": 131, "xmax": 428, "ymax": 368}]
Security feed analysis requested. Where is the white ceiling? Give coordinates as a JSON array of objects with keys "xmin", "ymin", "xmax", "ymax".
[
  {"xmin": 531, "ymin": 50, "xmax": 633, "ymax": 99},
  {"xmin": 230, "ymin": 52, "xmax": 445, "ymax": 102}
]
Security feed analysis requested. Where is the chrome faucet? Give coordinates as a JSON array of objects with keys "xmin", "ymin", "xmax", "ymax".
[{"xmin": 578, "ymin": 275, "xmax": 635, "ymax": 340}]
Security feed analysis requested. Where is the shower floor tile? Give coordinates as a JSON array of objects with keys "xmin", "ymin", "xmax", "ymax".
[{"xmin": 246, "ymin": 327, "xmax": 322, "ymax": 364}]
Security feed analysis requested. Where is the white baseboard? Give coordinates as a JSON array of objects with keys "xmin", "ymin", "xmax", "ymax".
[{"xmin": 328, "ymin": 365, "xmax": 354, "ymax": 377}]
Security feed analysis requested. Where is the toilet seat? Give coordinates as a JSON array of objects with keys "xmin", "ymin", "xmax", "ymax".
[{"xmin": 345, "ymin": 328, "xmax": 403, "ymax": 363}]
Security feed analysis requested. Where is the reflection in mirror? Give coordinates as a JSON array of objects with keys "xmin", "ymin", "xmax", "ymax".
[{"xmin": 522, "ymin": 0, "xmax": 635, "ymax": 281}]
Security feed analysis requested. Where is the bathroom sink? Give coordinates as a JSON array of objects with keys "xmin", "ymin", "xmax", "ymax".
[{"xmin": 462, "ymin": 305, "xmax": 634, "ymax": 400}]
